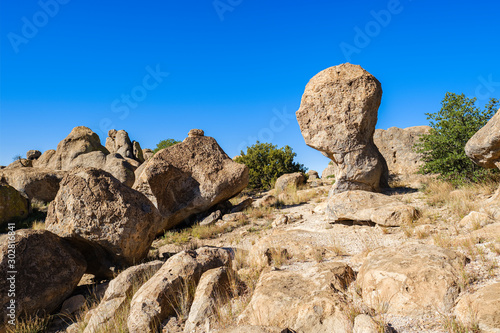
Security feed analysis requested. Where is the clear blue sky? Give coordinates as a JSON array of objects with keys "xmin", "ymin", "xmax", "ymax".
[{"xmin": 1, "ymin": 0, "xmax": 500, "ymax": 173}]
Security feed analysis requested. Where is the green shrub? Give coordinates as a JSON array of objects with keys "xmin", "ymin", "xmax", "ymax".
[
  {"xmin": 235, "ymin": 141, "xmax": 307, "ymax": 190},
  {"xmin": 414, "ymin": 92, "xmax": 499, "ymax": 184},
  {"xmin": 153, "ymin": 138, "xmax": 181, "ymax": 154}
]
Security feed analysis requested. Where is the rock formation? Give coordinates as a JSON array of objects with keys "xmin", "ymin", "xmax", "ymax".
[
  {"xmin": 46, "ymin": 168, "xmax": 161, "ymax": 277},
  {"xmin": 296, "ymin": 63, "xmax": 388, "ymax": 193},
  {"xmin": 465, "ymin": 108, "xmax": 500, "ymax": 169},
  {"xmin": 0, "ymin": 230, "xmax": 86, "ymax": 321},
  {"xmin": 0, "ymin": 168, "xmax": 66, "ymax": 203},
  {"xmin": 133, "ymin": 130, "xmax": 249, "ymax": 234},
  {"xmin": 0, "ymin": 183, "xmax": 30, "ymax": 224},
  {"xmin": 127, "ymin": 247, "xmax": 231, "ymax": 333},
  {"xmin": 373, "ymin": 126, "xmax": 431, "ymax": 176},
  {"xmin": 274, "ymin": 172, "xmax": 306, "ymax": 193}
]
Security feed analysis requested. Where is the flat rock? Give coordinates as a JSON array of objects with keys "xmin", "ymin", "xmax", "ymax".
[{"xmin": 326, "ymin": 190, "xmax": 417, "ymax": 226}]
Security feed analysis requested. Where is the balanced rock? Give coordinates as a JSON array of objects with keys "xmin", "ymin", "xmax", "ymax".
[
  {"xmin": 274, "ymin": 172, "xmax": 306, "ymax": 193},
  {"xmin": 127, "ymin": 247, "xmax": 231, "ymax": 333},
  {"xmin": 296, "ymin": 63, "xmax": 388, "ymax": 193},
  {"xmin": 46, "ymin": 168, "xmax": 161, "ymax": 277},
  {"xmin": 0, "ymin": 168, "xmax": 66, "ymax": 203},
  {"xmin": 0, "ymin": 230, "xmax": 86, "ymax": 322},
  {"xmin": 132, "ymin": 141, "xmax": 145, "ymax": 163},
  {"xmin": 465, "ymin": 108, "xmax": 500, "ymax": 169},
  {"xmin": 0, "ymin": 183, "xmax": 30, "ymax": 224},
  {"xmin": 373, "ymin": 126, "xmax": 431, "ymax": 176},
  {"xmin": 357, "ymin": 243, "xmax": 465, "ymax": 315},
  {"xmin": 26, "ymin": 150, "xmax": 42, "ymax": 160},
  {"xmin": 133, "ymin": 131, "xmax": 249, "ymax": 234},
  {"xmin": 327, "ymin": 190, "xmax": 417, "ymax": 226}
]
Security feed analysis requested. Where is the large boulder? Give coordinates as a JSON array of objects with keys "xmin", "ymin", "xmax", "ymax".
[
  {"xmin": 6, "ymin": 159, "xmax": 32, "ymax": 169},
  {"xmin": 373, "ymin": 126, "xmax": 431, "ymax": 176},
  {"xmin": 454, "ymin": 282, "xmax": 500, "ymax": 332},
  {"xmin": 26, "ymin": 150, "xmax": 41, "ymax": 160},
  {"xmin": 357, "ymin": 243, "xmax": 465, "ymax": 315},
  {"xmin": 133, "ymin": 131, "xmax": 249, "ymax": 233},
  {"xmin": 84, "ymin": 260, "xmax": 163, "ymax": 333},
  {"xmin": 35, "ymin": 126, "xmax": 135, "ymax": 186},
  {"xmin": 296, "ymin": 63, "xmax": 388, "ymax": 193},
  {"xmin": 327, "ymin": 190, "xmax": 417, "ymax": 226},
  {"xmin": 127, "ymin": 247, "xmax": 232, "ymax": 333},
  {"xmin": 0, "ymin": 168, "xmax": 67, "ymax": 203},
  {"xmin": 0, "ymin": 230, "xmax": 86, "ymax": 323},
  {"xmin": 238, "ymin": 262, "xmax": 355, "ymax": 332},
  {"xmin": 46, "ymin": 168, "xmax": 161, "ymax": 277},
  {"xmin": 465, "ymin": 108, "xmax": 500, "ymax": 169},
  {"xmin": 0, "ymin": 183, "xmax": 29, "ymax": 224},
  {"xmin": 142, "ymin": 149, "xmax": 154, "ymax": 161},
  {"xmin": 274, "ymin": 172, "xmax": 306, "ymax": 193}
]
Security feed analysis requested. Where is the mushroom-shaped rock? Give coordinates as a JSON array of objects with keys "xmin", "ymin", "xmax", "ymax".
[
  {"xmin": 133, "ymin": 132, "xmax": 249, "ymax": 234},
  {"xmin": 296, "ymin": 63, "xmax": 388, "ymax": 193},
  {"xmin": 46, "ymin": 168, "xmax": 161, "ymax": 277},
  {"xmin": 465, "ymin": 108, "xmax": 500, "ymax": 169}
]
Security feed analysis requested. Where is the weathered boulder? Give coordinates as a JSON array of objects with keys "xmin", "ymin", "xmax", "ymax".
[
  {"xmin": 199, "ymin": 210, "xmax": 222, "ymax": 226},
  {"xmin": 127, "ymin": 247, "xmax": 231, "ymax": 333},
  {"xmin": 184, "ymin": 266, "xmax": 233, "ymax": 332},
  {"xmin": 142, "ymin": 148, "xmax": 154, "ymax": 161},
  {"xmin": 0, "ymin": 230, "xmax": 86, "ymax": 322},
  {"xmin": 34, "ymin": 127, "xmax": 135, "ymax": 186},
  {"xmin": 84, "ymin": 261, "xmax": 163, "ymax": 333},
  {"xmin": 357, "ymin": 243, "xmax": 464, "ymax": 315},
  {"xmin": 307, "ymin": 170, "xmax": 319, "ymax": 180},
  {"xmin": 133, "ymin": 131, "xmax": 249, "ymax": 234},
  {"xmin": 26, "ymin": 150, "xmax": 42, "ymax": 160},
  {"xmin": 327, "ymin": 190, "xmax": 417, "ymax": 226},
  {"xmin": 322, "ymin": 164, "xmax": 336, "ymax": 180},
  {"xmin": 105, "ymin": 129, "xmax": 135, "ymax": 160},
  {"xmin": 0, "ymin": 183, "xmax": 29, "ymax": 224},
  {"xmin": 454, "ymin": 282, "xmax": 500, "ymax": 332},
  {"xmin": 238, "ymin": 262, "xmax": 354, "ymax": 332},
  {"xmin": 373, "ymin": 126, "xmax": 431, "ymax": 176},
  {"xmin": 274, "ymin": 172, "xmax": 306, "ymax": 193},
  {"xmin": 46, "ymin": 168, "xmax": 161, "ymax": 277},
  {"xmin": 296, "ymin": 63, "xmax": 388, "ymax": 193},
  {"xmin": 252, "ymin": 194, "xmax": 277, "ymax": 208},
  {"xmin": 132, "ymin": 141, "xmax": 145, "ymax": 163},
  {"xmin": 465, "ymin": 108, "xmax": 500, "ymax": 169},
  {"xmin": 6, "ymin": 159, "xmax": 32, "ymax": 169},
  {"xmin": 0, "ymin": 168, "xmax": 67, "ymax": 203}
]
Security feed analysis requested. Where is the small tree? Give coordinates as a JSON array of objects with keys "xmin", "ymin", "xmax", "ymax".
[
  {"xmin": 153, "ymin": 139, "xmax": 181, "ymax": 154},
  {"xmin": 235, "ymin": 141, "xmax": 307, "ymax": 190},
  {"xmin": 414, "ymin": 92, "xmax": 499, "ymax": 184}
]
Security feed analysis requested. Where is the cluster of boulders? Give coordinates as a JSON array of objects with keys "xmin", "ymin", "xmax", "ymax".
[{"xmin": 0, "ymin": 128, "xmax": 250, "ymax": 328}]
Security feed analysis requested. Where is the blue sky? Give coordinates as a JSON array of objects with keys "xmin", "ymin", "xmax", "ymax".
[{"xmin": 1, "ymin": 0, "xmax": 500, "ymax": 173}]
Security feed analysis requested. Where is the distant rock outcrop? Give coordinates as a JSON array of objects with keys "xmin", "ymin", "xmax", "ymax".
[
  {"xmin": 46, "ymin": 168, "xmax": 161, "ymax": 277},
  {"xmin": 34, "ymin": 126, "xmax": 136, "ymax": 186},
  {"xmin": 373, "ymin": 126, "xmax": 431, "ymax": 176},
  {"xmin": 133, "ymin": 130, "xmax": 249, "ymax": 234},
  {"xmin": 296, "ymin": 63, "xmax": 388, "ymax": 193}
]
